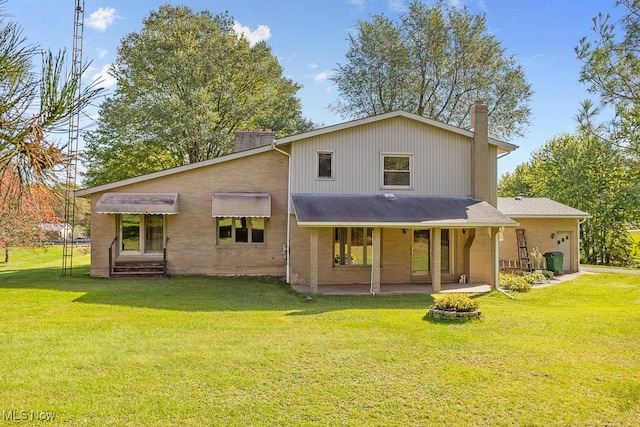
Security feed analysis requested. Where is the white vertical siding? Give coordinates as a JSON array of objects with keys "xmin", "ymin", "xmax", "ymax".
[{"xmin": 290, "ymin": 116, "xmax": 473, "ymax": 196}]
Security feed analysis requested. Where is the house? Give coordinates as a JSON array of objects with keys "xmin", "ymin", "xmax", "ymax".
[
  {"xmin": 497, "ymin": 197, "xmax": 591, "ymax": 273},
  {"xmin": 76, "ymin": 102, "xmax": 520, "ymax": 292},
  {"xmin": 40, "ymin": 223, "xmax": 73, "ymax": 240}
]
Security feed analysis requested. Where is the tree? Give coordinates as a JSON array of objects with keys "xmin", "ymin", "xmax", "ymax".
[
  {"xmin": 330, "ymin": 0, "xmax": 533, "ymax": 140},
  {"xmin": 576, "ymin": 0, "xmax": 640, "ymax": 163},
  {"xmin": 0, "ymin": 0, "xmax": 101, "ymax": 187},
  {"xmin": 84, "ymin": 5, "xmax": 314, "ymax": 186},
  {"xmin": 499, "ymin": 125, "xmax": 638, "ymax": 265},
  {"xmin": 0, "ymin": 0, "xmax": 101, "ymax": 258},
  {"xmin": 576, "ymin": 0, "xmax": 640, "ymax": 110},
  {"xmin": 0, "ymin": 169, "xmax": 60, "ymax": 262},
  {"xmin": 497, "ymin": 163, "xmax": 534, "ymax": 198}
]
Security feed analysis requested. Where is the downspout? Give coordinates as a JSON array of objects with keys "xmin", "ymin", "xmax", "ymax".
[{"xmin": 271, "ymin": 141, "xmax": 291, "ymax": 283}]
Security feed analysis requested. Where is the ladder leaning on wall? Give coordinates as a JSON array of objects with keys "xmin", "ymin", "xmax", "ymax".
[{"xmin": 516, "ymin": 229, "xmax": 531, "ymax": 271}]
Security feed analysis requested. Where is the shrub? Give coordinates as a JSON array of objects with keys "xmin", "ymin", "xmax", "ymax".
[
  {"xmin": 499, "ymin": 273, "xmax": 531, "ymax": 292},
  {"xmin": 542, "ymin": 270, "xmax": 554, "ymax": 280},
  {"xmin": 431, "ymin": 293, "xmax": 479, "ymax": 312},
  {"xmin": 530, "ymin": 272, "xmax": 547, "ymax": 283}
]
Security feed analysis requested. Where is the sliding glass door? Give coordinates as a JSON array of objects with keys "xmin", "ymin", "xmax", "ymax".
[{"xmin": 412, "ymin": 229, "xmax": 452, "ymax": 276}]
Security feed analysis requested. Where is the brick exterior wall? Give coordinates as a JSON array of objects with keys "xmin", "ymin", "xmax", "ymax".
[
  {"xmin": 471, "ymin": 102, "xmax": 490, "ymax": 204},
  {"xmin": 468, "ymin": 227, "xmax": 496, "ymax": 285},
  {"xmin": 87, "ymin": 150, "xmax": 289, "ymax": 277},
  {"xmin": 500, "ymin": 218, "xmax": 581, "ymax": 273}
]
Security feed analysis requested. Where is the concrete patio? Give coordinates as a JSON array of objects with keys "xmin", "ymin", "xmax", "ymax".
[{"xmin": 291, "ymin": 271, "xmax": 586, "ymax": 295}]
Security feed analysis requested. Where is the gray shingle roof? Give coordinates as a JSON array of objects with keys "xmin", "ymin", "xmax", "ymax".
[
  {"xmin": 497, "ymin": 197, "xmax": 591, "ymax": 218},
  {"xmin": 292, "ymin": 194, "xmax": 517, "ymax": 227}
]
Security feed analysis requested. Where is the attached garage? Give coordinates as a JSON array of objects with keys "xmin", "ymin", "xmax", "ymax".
[{"xmin": 498, "ymin": 197, "xmax": 591, "ymax": 273}]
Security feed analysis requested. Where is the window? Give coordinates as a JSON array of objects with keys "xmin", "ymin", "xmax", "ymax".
[
  {"xmin": 317, "ymin": 151, "xmax": 333, "ymax": 179},
  {"xmin": 119, "ymin": 214, "xmax": 164, "ymax": 253},
  {"xmin": 218, "ymin": 217, "xmax": 265, "ymax": 244},
  {"xmin": 382, "ymin": 154, "xmax": 412, "ymax": 187},
  {"xmin": 334, "ymin": 227, "xmax": 373, "ymax": 266}
]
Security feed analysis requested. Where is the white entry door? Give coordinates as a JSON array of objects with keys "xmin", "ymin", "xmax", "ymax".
[{"xmin": 556, "ymin": 231, "xmax": 572, "ymax": 272}]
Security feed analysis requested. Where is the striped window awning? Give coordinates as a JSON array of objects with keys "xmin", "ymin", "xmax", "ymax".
[
  {"xmin": 212, "ymin": 193, "xmax": 271, "ymax": 218},
  {"xmin": 96, "ymin": 193, "xmax": 179, "ymax": 214}
]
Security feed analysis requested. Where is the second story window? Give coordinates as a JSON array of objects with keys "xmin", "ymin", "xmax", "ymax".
[
  {"xmin": 382, "ymin": 153, "xmax": 412, "ymax": 187},
  {"xmin": 317, "ymin": 151, "xmax": 333, "ymax": 179}
]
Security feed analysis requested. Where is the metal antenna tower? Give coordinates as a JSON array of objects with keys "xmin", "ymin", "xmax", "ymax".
[{"xmin": 62, "ymin": 0, "xmax": 85, "ymax": 276}]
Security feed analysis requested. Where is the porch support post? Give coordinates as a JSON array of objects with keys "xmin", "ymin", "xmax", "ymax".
[
  {"xmin": 433, "ymin": 227, "xmax": 442, "ymax": 293},
  {"xmin": 310, "ymin": 227, "xmax": 318, "ymax": 293},
  {"xmin": 492, "ymin": 227, "xmax": 500, "ymax": 290},
  {"xmin": 371, "ymin": 227, "xmax": 381, "ymax": 294}
]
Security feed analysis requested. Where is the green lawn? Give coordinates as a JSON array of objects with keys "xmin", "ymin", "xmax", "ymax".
[{"xmin": 1, "ymin": 247, "xmax": 639, "ymax": 426}]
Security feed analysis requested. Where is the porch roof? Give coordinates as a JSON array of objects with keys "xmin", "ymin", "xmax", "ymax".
[
  {"xmin": 96, "ymin": 192, "xmax": 179, "ymax": 214},
  {"xmin": 498, "ymin": 197, "xmax": 591, "ymax": 218},
  {"xmin": 291, "ymin": 194, "xmax": 517, "ymax": 228}
]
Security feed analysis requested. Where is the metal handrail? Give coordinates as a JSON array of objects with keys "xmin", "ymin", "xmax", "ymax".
[
  {"xmin": 108, "ymin": 235, "xmax": 118, "ymax": 277},
  {"xmin": 162, "ymin": 236, "xmax": 169, "ymax": 278}
]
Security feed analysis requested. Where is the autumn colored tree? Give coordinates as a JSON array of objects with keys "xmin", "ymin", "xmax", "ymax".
[{"xmin": 0, "ymin": 170, "xmax": 60, "ymax": 262}]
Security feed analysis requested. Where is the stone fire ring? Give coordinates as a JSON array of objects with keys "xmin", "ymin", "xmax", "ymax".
[{"xmin": 428, "ymin": 307, "xmax": 482, "ymax": 319}]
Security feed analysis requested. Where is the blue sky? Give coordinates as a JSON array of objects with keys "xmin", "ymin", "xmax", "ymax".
[{"xmin": 6, "ymin": 0, "xmax": 624, "ymax": 176}]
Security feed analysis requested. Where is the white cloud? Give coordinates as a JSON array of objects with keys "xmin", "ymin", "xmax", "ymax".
[
  {"xmin": 347, "ymin": 0, "xmax": 365, "ymax": 10},
  {"xmin": 92, "ymin": 64, "xmax": 117, "ymax": 89},
  {"xmin": 97, "ymin": 49, "xmax": 108, "ymax": 59},
  {"xmin": 389, "ymin": 0, "xmax": 408, "ymax": 12},
  {"xmin": 308, "ymin": 62, "xmax": 319, "ymax": 70},
  {"xmin": 86, "ymin": 7, "xmax": 118, "ymax": 32},
  {"xmin": 232, "ymin": 22, "xmax": 271, "ymax": 47},
  {"xmin": 312, "ymin": 70, "xmax": 331, "ymax": 83}
]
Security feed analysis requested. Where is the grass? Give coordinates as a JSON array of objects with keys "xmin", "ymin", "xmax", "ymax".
[{"xmin": 1, "ymin": 247, "xmax": 640, "ymax": 426}]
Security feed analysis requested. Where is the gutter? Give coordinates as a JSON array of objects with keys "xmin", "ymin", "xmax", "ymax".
[{"xmin": 271, "ymin": 141, "xmax": 291, "ymax": 284}]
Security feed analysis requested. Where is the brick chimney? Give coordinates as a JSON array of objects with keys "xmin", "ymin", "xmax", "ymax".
[
  {"xmin": 234, "ymin": 129, "xmax": 276, "ymax": 152},
  {"xmin": 470, "ymin": 101, "xmax": 489, "ymax": 203}
]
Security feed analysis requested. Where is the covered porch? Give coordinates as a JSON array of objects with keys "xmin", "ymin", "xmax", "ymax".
[{"xmin": 291, "ymin": 193, "xmax": 517, "ymax": 294}]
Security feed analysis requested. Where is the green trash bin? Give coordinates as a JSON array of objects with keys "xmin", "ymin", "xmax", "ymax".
[{"xmin": 544, "ymin": 251, "xmax": 564, "ymax": 275}]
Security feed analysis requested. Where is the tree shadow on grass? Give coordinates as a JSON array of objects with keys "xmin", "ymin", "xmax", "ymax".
[{"xmin": 0, "ymin": 266, "xmax": 438, "ymax": 315}]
